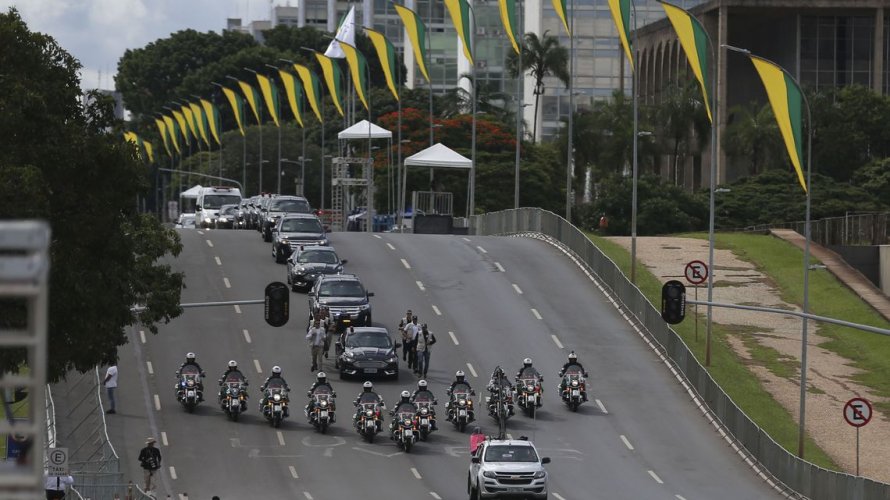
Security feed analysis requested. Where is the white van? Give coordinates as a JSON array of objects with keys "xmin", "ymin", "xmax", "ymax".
[{"xmin": 195, "ymin": 186, "xmax": 242, "ymax": 229}]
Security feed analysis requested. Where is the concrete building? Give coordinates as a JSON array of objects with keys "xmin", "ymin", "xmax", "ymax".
[{"xmin": 636, "ymin": 0, "xmax": 890, "ymax": 188}]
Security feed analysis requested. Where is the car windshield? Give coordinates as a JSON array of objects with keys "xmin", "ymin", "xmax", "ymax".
[
  {"xmin": 270, "ymin": 199, "xmax": 311, "ymax": 213},
  {"xmin": 220, "ymin": 205, "xmax": 238, "ymax": 215},
  {"xmin": 297, "ymin": 250, "xmax": 338, "ymax": 264},
  {"xmin": 203, "ymin": 195, "xmax": 240, "ymax": 209},
  {"xmin": 346, "ymin": 332, "xmax": 391, "ymax": 349},
  {"xmin": 281, "ymin": 219, "xmax": 322, "ymax": 233},
  {"xmin": 319, "ymin": 281, "xmax": 365, "ymax": 297},
  {"xmin": 484, "ymin": 445, "xmax": 539, "ymax": 463}
]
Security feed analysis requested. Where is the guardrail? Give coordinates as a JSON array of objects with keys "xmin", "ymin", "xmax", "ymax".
[
  {"xmin": 739, "ymin": 212, "xmax": 890, "ymax": 246},
  {"xmin": 471, "ymin": 208, "xmax": 890, "ymax": 500}
]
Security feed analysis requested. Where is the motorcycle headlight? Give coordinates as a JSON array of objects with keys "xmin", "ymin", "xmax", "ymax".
[
  {"xmin": 526, "ymin": 385, "xmax": 534, "ymax": 392},
  {"xmin": 403, "ymin": 419, "xmax": 412, "ymax": 426},
  {"xmin": 571, "ymin": 380, "xmax": 579, "ymax": 387},
  {"xmin": 365, "ymin": 410, "xmax": 374, "ymax": 417},
  {"xmin": 273, "ymin": 394, "xmax": 282, "ymax": 402},
  {"xmin": 459, "ymin": 399, "xmax": 467, "ymax": 406},
  {"xmin": 420, "ymin": 407, "xmax": 428, "ymax": 415},
  {"xmin": 482, "ymin": 471, "xmax": 497, "ymax": 479},
  {"xmin": 534, "ymin": 471, "xmax": 546, "ymax": 479},
  {"xmin": 319, "ymin": 400, "xmax": 328, "ymax": 408},
  {"xmin": 187, "ymin": 379, "xmax": 195, "ymax": 387}
]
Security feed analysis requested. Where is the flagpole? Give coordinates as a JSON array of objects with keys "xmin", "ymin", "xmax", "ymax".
[
  {"xmin": 322, "ymin": 95, "xmax": 326, "ymax": 209},
  {"xmin": 469, "ymin": 4, "xmax": 477, "ymax": 218},
  {"xmin": 630, "ymin": 0, "xmax": 639, "ymax": 284},
  {"xmin": 513, "ymin": 0, "xmax": 523, "ymax": 209},
  {"xmin": 705, "ymin": 30, "xmax": 717, "ymax": 369},
  {"xmin": 397, "ymin": 29, "xmax": 404, "ymax": 232},
  {"xmin": 367, "ymin": 61, "xmax": 373, "ymax": 234},
  {"xmin": 428, "ymin": 0, "xmax": 435, "ymax": 186},
  {"xmin": 566, "ymin": 0, "xmax": 574, "ymax": 221},
  {"xmin": 265, "ymin": 64, "xmax": 284, "ymax": 194}
]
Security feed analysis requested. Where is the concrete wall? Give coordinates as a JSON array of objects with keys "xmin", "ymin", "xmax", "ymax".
[
  {"xmin": 828, "ymin": 244, "xmax": 881, "ymax": 287},
  {"xmin": 881, "ymin": 246, "xmax": 890, "ymax": 295}
]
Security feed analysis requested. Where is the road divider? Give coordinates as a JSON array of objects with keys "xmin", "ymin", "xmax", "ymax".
[
  {"xmin": 373, "ymin": 234, "xmax": 382, "ymax": 239},
  {"xmin": 139, "ymin": 330, "xmax": 146, "ymax": 344},
  {"xmin": 303, "ymin": 492, "xmax": 314, "ymax": 500},
  {"xmin": 416, "ymin": 281, "xmax": 425, "ymax": 291},
  {"xmin": 462, "ymin": 237, "xmax": 471, "ymax": 242},
  {"xmin": 550, "ymin": 335, "xmax": 564, "ymax": 349},
  {"xmin": 401, "ymin": 259, "xmax": 411, "ymax": 269},
  {"xmin": 161, "ymin": 431, "xmax": 168, "ymax": 446},
  {"xmin": 596, "ymin": 399, "xmax": 608, "ymax": 414},
  {"xmin": 277, "ymin": 431, "xmax": 286, "ymax": 446},
  {"xmin": 234, "ymin": 305, "xmax": 241, "ymax": 314},
  {"xmin": 169, "ymin": 466, "xmax": 177, "ymax": 480},
  {"xmin": 146, "ymin": 361, "xmax": 153, "ymax": 375},
  {"xmin": 530, "ymin": 308, "xmax": 542, "ymax": 320},
  {"xmin": 411, "ymin": 467, "xmax": 422, "ymax": 479},
  {"xmin": 386, "ymin": 243, "xmax": 396, "ymax": 250},
  {"xmin": 620, "ymin": 435, "xmax": 634, "ymax": 450},
  {"xmin": 430, "ymin": 493, "xmax": 442, "ymax": 499},
  {"xmin": 223, "ymin": 277, "xmax": 231, "ymax": 289},
  {"xmin": 553, "ymin": 494, "xmax": 567, "ymax": 500},
  {"xmin": 289, "ymin": 465, "xmax": 299, "ymax": 479},
  {"xmin": 476, "ymin": 245, "xmax": 487, "ymax": 254},
  {"xmin": 494, "ymin": 262, "xmax": 505, "ymax": 272},
  {"xmin": 214, "ymin": 256, "xmax": 221, "ymax": 266}
]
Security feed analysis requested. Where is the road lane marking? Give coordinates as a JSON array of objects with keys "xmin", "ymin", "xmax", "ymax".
[
  {"xmin": 411, "ymin": 467, "xmax": 422, "ymax": 479},
  {"xmin": 197, "ymin": 230, "xmax": 205, "ymax": 235},
  {"xmin": 432, "ymin": 305, "xmax": 442, "ymax": 316},
  {"xmin": 289, "ymin": 465, "xmax": 299, "ymax": 479},
  {"xmin": 494, "ymin": 262, "xmax": 505, "ymax": 272},
  {"xmin": 153, "ymin": 394, "xmax": 161, "ymax": 411},
  {"xmin": 676, "ymin": 496, "xmax": 688, "ymax": 500},
  {"xmin": 401, "ymin": 259, "xmax": 411, "ymax": 269},
  {"xmin": 254, "ymin": 359, "xmax": 262, "ymax": 373},
  {"xmin": 551, "ymin": 335, "xmax": 564, "ymax": 349},
  {"xmin": 448, "ymin": 331, "xmax": 459, "ymax": 345},
  {"xmin": 243, "ymin": 329, "xmax": 252, "ymax": 343},
  {"xmin": 430, "ymin": 493, "xmax": 442, "ymax": 500},
  {"xmin": 596, "ymin": 399, "xmax": 608, "ymax": 414},
  {"xmin": 386, "ymin": 243, "xmax": 396, "ymax": 250},
  {"xmin": 462, "ymin": 237, "xmax": 471, "ymax": 242},
  {"xmin": 277, "ymin": 431, "xmax": 286, "ymax": 446},
  {"xmin": 530, "ymin": 308, "xmax": 542, "ymax": 320},
  {"xmin": 373, "ymin": 234, "xmax": 382, "ymax": 239},
  {"xmin": 223, "ymin": 277, "xmax": 231, "ymax": 288},
  {"xmin": 146, "ymin": 361, "xmax": 153, "ymax": 375},
  {"xmin": 234, "ymin": 304, "xmax": 241, "ymax": 314},
  {"xmin": 416, "ymin": 281, "xmax": 425, "ymax": 291},
  {"xmin": 303, "ymin": 492, "xmax": 314, "ymax": 500},
  {"xmin": 169, "ymin": 466, "xmax": 177, "ymax": 480},
  {"xmin": 648, "ymin": 470, "xmax": 664, "ymax": 484},
  {"xmin": 161, "ymin": 432, "xmax": 168, "ymax": 447},
  {"xmin": 476, "ymin": 245, "xmax": 487, "ymax": 254},
  {"xmin": 139, "ymin": 330, "xmax": 146, "ymax": 343},
  {"xmin": 620, "ymin": 435, "xmax": 634, "ymax": 450},
  {"xmin": 466, "ymin": 363, "xmax": 477, "ymax": 378},
  {"xmin": 215, "ymin": 256, "xmax": 222, "ymax": 266},
  {"xmin": 512, "ymin": 283, "xmax": 523, "ymax": 294},
  {"xmin": 206, "ymin": 240, "xmax": 214, "ymax": 248},
  {"xmin": 553, "ymin": 494, "xmax": 567, "ymax": 500}
]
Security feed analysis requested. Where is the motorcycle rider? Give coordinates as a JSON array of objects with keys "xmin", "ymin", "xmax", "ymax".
[
  {"xmin": 515, "ymin": 358, "xmax": 543, "ymax": 406},
  {"xmin": 306, "ymin": 371, "xmax": 337, "ymax": 422},
  {"xmin": 389, "ymin": 390, "xmax": 417, "ymax": 439},
  {"xmin": 260, "ymin": 366, "xmax": 290, "ymax": 417},
  {"xmin": 217, "ymin": 360, "xmax": 248, "ymax": 410},
  {"xmin": 487, "ymin": 366, "xmax": 514, "ymax": 416},
  {"xmin": 446, "ymin": 370, "xmax": 475, "ymax": 421},
  {"xmin": 353, "ymin": 381, "xmax": 386, "ymax": 431},
  {"xmin": 175, "ymin": 352, "xmax": 206, "ymax": 401},
  {"xmin": 558, "ymin": 351, "xmax": 589, "ymax": 401},
  {"xmin": 410, "ymin": 379, "xmax": 438, "ymax": 430}
]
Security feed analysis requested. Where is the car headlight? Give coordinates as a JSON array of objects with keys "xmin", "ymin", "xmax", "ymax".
[
  {"xmin": 272, "ymin": 394, "xmax": 282, "ymax": 402},
  {"xmin": 319, "ymin": 239, "xmax": 328, "ymax": 246},
  {"xmin": 482, "ymin": 471, "xmax": 497, "ymax": 479},
  {"xmin": 297, "ymin": 267, "xmax": 307, "ymax": 274},
  {"xmin": 359, "ymin": 304, "xmax": 370, "ymax": 310},
  {"xmin": 533, "ymin": 470, "xmax": 546, "ymax": 479},
  {"xmin": 386, "ymin": 356, "xmax": 397, "ymax": 363},
  {"xmin": 204, "ymin": 218, "xmax": 212, "ymax": 223},
  {"xmin": 344, "ymin": 353, "xmax": 354, "ymax": 361}
]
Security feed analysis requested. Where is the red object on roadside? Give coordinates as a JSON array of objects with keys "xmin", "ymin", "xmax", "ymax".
[{"xmin": 470, "ymin": 433, "xmax": 486, "ymax": 455}]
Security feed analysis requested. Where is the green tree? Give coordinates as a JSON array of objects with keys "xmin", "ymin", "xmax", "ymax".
[
  {"xmin": 0, "ymin": 9, "xmax": 184, "ymax": 381},
  {"xmin": 652, "ymin": 80, "xmax": 710, "ymax": 185},
  {"xmin": 722, "ymin": 101, "xmax": 783, "ymax": 175},
  {"xmin": 592, "ymin": 174, "xmax": 708, "ymax": 235},
  {"xmin": 506, "ymin": 31, "xmax": 569, "ymax": 142}
]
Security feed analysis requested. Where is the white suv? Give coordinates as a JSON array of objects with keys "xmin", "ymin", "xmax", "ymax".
[{"xmin": 468, "ymin": 438, "xmax": 550, "ymax": 499}]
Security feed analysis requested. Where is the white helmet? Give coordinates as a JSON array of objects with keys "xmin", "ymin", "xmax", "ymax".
[
  {"xmin": 400, "ymin": 390, "xmax": 411, "ymax": 398},
  {"xmin": 186, "ymin": 352, "xmax": 196, "ymax": 361},
  {"xmin": 317, "ymin": 372, "xmax": 327, "ymax": 380},
  {"xmin": 228, "ymin": 360, "xmax": 237, "ymax": 368},
  {"xmin": 568, "ymin": 351, "xmax": 577, "ymax": 362},
  {"xmin": 272, "ymin": 365, "xmax": 282, "ymax": 374},
  {"xmin": 523, "ymin": 358, "xmax": 533, "ymax": 367},
  {"xmin": 455, "ymin": 370, "xmax": 465, "ymax": 378},
  {"xmin": 363, "ymin": 381, "xmax": 373, "ymax": 389},
  {"xmin": 418, "ymin": 379, "xmax": 428, "ymax": 389}
]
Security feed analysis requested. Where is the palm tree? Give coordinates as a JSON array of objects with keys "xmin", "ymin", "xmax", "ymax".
[
  {"xmin": 652, "ymin": 80, "xmax": 710, "ymax": 186},
  {"xmin": 722, "ymin": 102, "xmax": 783, "ymax": 175},
  {"xmin": 506, "ymin": 31, "xmax": 569, "ymax": 143},
  {"xmin": 442, "ymin": 73, "xmax": 514, "ymax": 125}
]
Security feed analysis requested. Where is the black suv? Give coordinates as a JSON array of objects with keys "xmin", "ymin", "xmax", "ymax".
[
  {"xmin": 287, "ymin": 246, "xmax": 346, "ymax": 291},
  {"xmin": 272, "ymin": 214, "xmax": 328, "ymax": 263},
  {"xmin": 308, "ymin": 274, "xmax": 373, "ymax": 326},
  {"xmin": 262, "ymin": 196, "xmax": 312, "ymax": 242}
]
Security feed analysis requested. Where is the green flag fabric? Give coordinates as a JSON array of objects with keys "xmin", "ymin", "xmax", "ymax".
[
  {"xmin": 660, "ymin": 1, "xmax": 712, "ymax": 122},
  {"xmin": 394, "ymin": 4, "xmax": 430, "ymax": 83},
  {"xmin": 314, "ymin": 51, "xmax": 345, "ymax": 116},
  {"xmin": 201, "ymin": 98, "xmax": 222, "ymax": 145},
  {"xmin": 256, "ymin": 73, "xmax": 281, "ymax": 127},
  {"xmin": 607, "ymin": 0, "xmax": 634, "ymax": 71},
  {"xmin": 278, "ymin": 69, "xmax": 305, "ymax": 128},
  {"xmin": 294, "ymin": 64, "xmax": 324, "ymax": 123},
  {"xmin": 365, "ymin": 28, "xmax": 399, "ymax": 101},
  {"xmin": 444, "ymin": 0, "xmax": 474, "ymax": 65},
  {"xmin": 221, "ymin": 87, "xmax": 246, "ymax": 136}
]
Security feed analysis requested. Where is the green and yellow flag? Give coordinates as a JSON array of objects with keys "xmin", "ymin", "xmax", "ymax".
[
  {"xmin": 154, "ymin": 117, "xmax": 171, "ymax": 156},
  {"xmin": 365, "ymin": 28, "xmax": 399, "ymax": 101},
  {"xmin": 181, "ymin": 104, "xmax": 199, "ymax": 143},
  {"xmin": 238, "ymin": 80, "xmax": 263, "ymax": 125},
  {"xmin": 394, "ymin": 4, "xmax": 430, "ymax": 83},
  {"xmin": 660, "ymin": 1, "xmax": 711, "ymax": 122},
  {"xmin": 124, "ymin": 132, "xmax": 154, "ymax": 163},
  {"xmin": 221, "ymin": 87, "xmax": 246, "ymax": 136},
  {"xmin": 278, "ymin": 69, "xmax": 304, "ymax": 128},
  {"xmin": 551, "ymin": 0, "xmax": 570, "ymax": 36},
  {"xmin": 444, "ymin": 0, "xmax": 474, "ymax": 65},
  {"xmin": 294, "ymin": 64, "xmax": 324, "ymax": 123},
  {"xmin": 143, "ymin": 140, "xmax": 155, "ymax": 163},
  {"xmin": 201, "ymin": 98, "xmax": 222, "ymax": 145},
  {"xmin": 607, "ymin": 0, "xmax": 634, "ymax": 71},
  {"xmin": 171, "ymin": 109, "xmax": 190, "ymax": 147},
  {"xmin": 189, "ymin": 101, "xmax": 211, "ymax": 147},
  {"xmin": 256, "ymin": 73, "xmax": 281, "ymax": 127},
  {"xmin": 339, "ymin": 41, "xmax": 370, "ymax": 111},
  {"xmin": 749, "ymin": 55, "xmax": 807, "ymax": 192},
  {"xmin": 162, "ymin": 114, "xmax": 181, "ymax": 154},
  {"xmin": 499, "ymin": 0, "xmax": 521, "ymax": 54},
  {"xmin": 314, "ymin": 52, "xmax": 345, "ymax": 116}
]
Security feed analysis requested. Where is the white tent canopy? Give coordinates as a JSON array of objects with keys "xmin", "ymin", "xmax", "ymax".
[
  {"xmin": 338, "ymin": 119, "xmax": 393, "ymax": 140},
  {"xmin": 179, "ymin": 184, "xmax": 203, "ymax": 199},
  {"xmin": 404, "ymin": 143, "xmax": 471, "ymax": 169}
]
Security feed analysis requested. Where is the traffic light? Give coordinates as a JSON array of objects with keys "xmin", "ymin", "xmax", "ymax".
[
  {"xmin": 264, "ymin": 282, "xmax": 289, "ymax": 327},
  {"xmin": 661, "ymin": 280, "xmax": 686, "ymax": 324}
]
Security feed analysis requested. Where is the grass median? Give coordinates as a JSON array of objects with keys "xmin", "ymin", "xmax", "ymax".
[{"xmin": 586, "ymin": 232, "xmax": 838, "ymax": 470}]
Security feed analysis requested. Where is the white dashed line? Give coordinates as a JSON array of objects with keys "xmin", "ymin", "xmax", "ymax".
[
  {"xmin": 214, "ymin": 256, "xmax": 222, "ymax": 266},
  {"xmin": 530, "ymin": 308, "xmax": 542, "ymax": 320},
  {"xmin": 153, "ymin": 394, "xmax": 161, "ymax": 411},
  {"xmin": 289, "ymin": 465, "xmax": 299, "ymax": 479},
  {"xmin": 169, "ymin": 466, "xmax": 177, "ymax": 480},
  {"xmin": 430, "ymin": 493, "xmax": 442, "ymax": 500},
  {"xmin": 596, "ymin": 399, "xmax": 608, "ymax": 414},
  {"xmin": 254, "ymin": 359, "xmax": 262, "ymax": 373},
  {"xmin": 648, "ymin": 470, "xmax": 664, "ymax": 484},
  {"xmin": 373, "ymin": 234, "xmax": 382, "ymax": 239},
  {"xmin": 161, "ymin": 432, "xmax": 168, "ymax": 446},
  {"xmin": 676, "ymin": 496, "xmax": 688, "ymax": 500},
  {"xmin": 449, "ymin": 331, "xmax": 459, "ymax": 345},
  {"xmin": 139, "ymin": 330, "xmax": 146, "ymax": 343},
  {"xmin": 432, "ymin": 305, "xmax": 442, "ymax": 316},
  {"xmin": 206, "ymin": 240, "xmax": 214, "ymax": 248},
  {"xmin": 277, "ymin": 431, "xmax": 286, "ymax": 446},
  {"xmin": 243, "ymin": 329, "xmax": 252, "ymax": 343},
  {"xmin": 386, "ymin": 243, "xmax": 396, "ymax": 250},
  {"xmin": 401, "ymin": 258, "xmax": 411, "ymax": 269},
  {"xmin": 512, "ymin": 283, "xmax": 523, "ymax": 294},
  {"xmin": 476, "ymin": 245, "xmax": 487, "ymax": 254},
  {"xmin": 416, "ymin": 281, "xmax": 425, "ymax": 291},
  {"xmin": 462, "ymin": 237, "xmax": 471, "ymax": 242},
  {"xmin": 197, "ymin": 230, "xmax": 205, "ymax": 235},
  {"xmin": 620, "ymin": 435, "xmax": 634, "ymax": 450},
  {"xmin": 223, "ymin": 277, "xmax": 231, "ymax": 288},
  {"xmin": 234, "ymin": 305, "xmax": 241, "ymax": 314},
  {"xmin": 411, "ymin": 467, "xmax": 422, "ymax": 479},
  {"xmin": 466, "ymin": 363, "xmax": 477, "ymax": 378},
  {"xmin": 146, "ymin": 361, "xmax": 153, "ymax": 375},
  {"xmin": 553, "ymin": 494, "xmax": 567, "ymax": 500},
  {"xmin": 303, "ymin": 492, "xmax": 314, "ymax": 500},
  {"xmin": 494, "ymin": 262, "xmax": 505, "ymax": 272},
  {"xmin": 551, "ymin": 335, "xmax": 564, "ymax": 349}
]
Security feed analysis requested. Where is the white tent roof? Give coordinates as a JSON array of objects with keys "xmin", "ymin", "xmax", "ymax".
[
  {"xmin": 404, "ymin": 143, "xmax": 472, "ymax": 169},
  {"xmin": 338, "ymin": 119, "xmax": 393, "ymax": 140},
  {"xmin": 179, "ymin": 184, "xmax": 203, "ymax": 198}
]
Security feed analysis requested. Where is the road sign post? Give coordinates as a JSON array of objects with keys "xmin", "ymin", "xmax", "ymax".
[
  {"xmin": 684, "ymin": 261, "xmax": 708, "ymax": 348},
  {"xmin": 843, "ymin": 397, "xmax": 872, "ymax": 476},
  {"xmin": 47, "ymin": 447, "xmax": 69, "ymax": 476}
]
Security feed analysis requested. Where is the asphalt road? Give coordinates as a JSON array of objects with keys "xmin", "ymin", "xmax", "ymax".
[{"xmin": 105, "ymin": 228, "xmax": 782, "ymax": 499}]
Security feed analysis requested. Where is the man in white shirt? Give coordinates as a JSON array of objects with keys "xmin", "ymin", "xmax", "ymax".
[
  {"xmin": 44, "ymin": 471, "xmax": 74, "ymax": 499},
  {"xmin": 102, "ymin": 364, "xmax": 118, "ymax": 414},
  {"xmin": 306, "ymin": 319, "xmax": 327, "ymax": 372}
]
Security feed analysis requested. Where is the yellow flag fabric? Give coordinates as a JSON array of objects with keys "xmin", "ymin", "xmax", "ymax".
[
  {"xmin": 181, "ymin": 105, "xmax": 199, "ymax": 142},
  {"xmin": 162, "ymin": 115, "xmax": 180, "ymax": 153},
  {"xmin": 661, "ymin": 1, "xmax": 712, "ymax": 122},
  {"xmin": 278, "ymin": 69, "xmax": 304, "ymax": 128},
  {"xmin": 294, "ymin": 64, "xmax": 324, "ymax": 123},
  {"xmin": 607, "ymin": 0, "xmax": 634, "ymax": 72},
  {"xmin": 394, "ymin": 4, "xmax": 431, "ymax": 83},
  {"xmin": 222, "ymin": 87, "xmax": 246, "ymax": 136},
  {"xmin": 366, "ymin": 28, "xmax": 399, "ymax": 101},
  {"xmin": 314, "ymin": 52, "xmax": 345, "ymax": 116},
  {"xmin": 444, "ymin": 0, "xmax": 474, "ymax": 65},
  {"xmin": 189, "ymin": 102, "xmax": 211, "ymax": 147},
  {"xmin": 238, "ymin": 80, "xmax": 262, "ymax": 124},
  {"xmin": 498, "ymin": 0, "xmax": 520, "ymax": 54},
  {"xmin": 339, "ymin": 41, "xmax": 370, "ymax": 111},
  {"xmin": 256, "ymin": 73, "xmax": 281, "ymax": 127},
  {"xmin": 172, "ymin": 109, "xmax": 190, "ymax": 146},
  {"xmin": 154, "ymin": 118, "xmax": 171, "ymax": 156},
  {"xmin": 201, "ymin": 98, "xmax": 223, "ymax": 144}
]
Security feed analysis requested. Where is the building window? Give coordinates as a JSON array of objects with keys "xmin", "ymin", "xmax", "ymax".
[{"xmin": 800, "ymin": 15, "xmax": 873, "ymax": 91}]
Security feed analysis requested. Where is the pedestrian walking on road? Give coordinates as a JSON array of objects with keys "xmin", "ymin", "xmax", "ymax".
[
  {"xmin": 306, "ymin": 319, "xmax": 326, "ymax": 372},
  {"xmin": 415, "ymin": 324, "xmax": 437, "ymax": 378},
  {"xmin": 44, "ymin": 471, "xmax": 74, "ymax": 499},
  {"xmin": 138, "ymin": 437, "xmax": 161, "ymax": 493},
  {"xmin": 103, "ymin": 364, "xmax": 118, "ymax": 414},
  {"xmin": 402, "ymin": 316, "xmax": 420, "ymax": 370},
  {"xmin": 398, "ymin": 309, "xmax": 413, "ymax": 361}
]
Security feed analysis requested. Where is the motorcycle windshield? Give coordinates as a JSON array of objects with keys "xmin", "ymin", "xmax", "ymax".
[
  {"xmin": 312, "ymin": 387, "xmax": 332, "ymax": 398},
  {"xmin": 519, "ymin": 367, "xmax": 540, "ymax": 379},
  {"xmin": 519, "ymin": 378, "xmax": 539, "ymax": 387},
  {"xmin": 564, "ymin": 366, "xmax": 584, "ymax": 380},
  {"xmin": 180, "ymin": 366, "xmax": 200, "ymax": 376},
  {"xmin": 224, "ymin": 372, "xmax": 245, "ymax": 384},
  {"xmin": 357, "ymin": 393, "xmax": 381, "ymax": 405},
  {"xmin": 452, "ymin": 383, "xmax": 472, "ymax": 395},
  {"xmin": 266, "ymin": 379, "xmax": 287, "ymax": 390},
  {"xmin": 396, "ymin": 411, "xmax": 416, "ymax": 423},
  {"xmin": 413, "ymin": 391, "xmax": 434, "ymax": 404}
]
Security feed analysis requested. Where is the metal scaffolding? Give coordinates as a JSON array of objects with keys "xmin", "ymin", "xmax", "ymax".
[{"xmin": 330, "ymin": 157, "xmax": 372, "ymax": 232}]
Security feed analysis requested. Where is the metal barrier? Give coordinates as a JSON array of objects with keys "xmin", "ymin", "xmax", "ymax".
[
  {"xmin": 741, "ymin": 212, "xmax": 890, "ymax": 246},
  {"xmin": 471, "ymin": 208, "xmax": 890, "ymax": 500}
]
